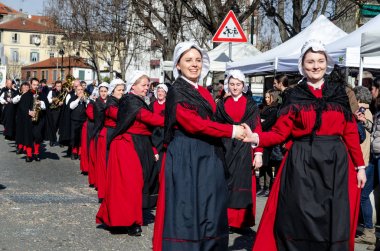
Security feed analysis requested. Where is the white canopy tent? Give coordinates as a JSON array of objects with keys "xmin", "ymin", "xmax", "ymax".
[
  {"xmin": 226, "ymin": 15, "xmax": 347, "ymax": 75},
  {"xmin": 358, "ymin": 32, "xmax": 380, "ymax": 86},
  {"xmin": 326, "ymin": 14, "xmax": 380, "ymax": 69},
  {"xmin": 162, "ymin": 42, "xmax": 261, "ymax": 72}
]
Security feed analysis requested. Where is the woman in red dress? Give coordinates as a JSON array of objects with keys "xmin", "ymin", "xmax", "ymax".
[
  {"xmin": 95, "ymin": 80, "xmax": 123, "ymax": 202},
  {"xmin": 243, "ymin": 40, "xmax": 367, "ymax": 251},
  {"xmin": 96, "ymin": 72, "xmax": 164, "ymax": 236},
  {"xmin": 149, "ymin": 83, "xmax": 167, "ymax": 206},
  {"xmin": 215, "ymin": 69, "xmax": 263, "ymax": 232},
  {"xmin": 153, "ymin": 42, "xmax": 246, "ymax": 251}
]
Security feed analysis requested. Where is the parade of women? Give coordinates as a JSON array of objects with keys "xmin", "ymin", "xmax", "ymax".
[{"xmin": 2, "ymin": 38, "xmax": 380, "ymax": 251}]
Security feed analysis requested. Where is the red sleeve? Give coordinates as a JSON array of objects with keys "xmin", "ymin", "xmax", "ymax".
[
  {"xmin": 253, "ymin": 117, "xmax": 263, "ymax": 154},
  {"xmin": 152, "ymin": 146, "xmax": 158, "ymax": 155},
  {"xmin": 86, "ymin": 104, "xmax": 94, "ymax": 120},
  {"xmin": 342, "ymin": 119, "xmax": 365, "ymax": 167},
  {"xmin": 176, "ymin": 104, "xmax": 233, "ymax": 138},
  {"xmin": 136, "ymin": 108, "xmax": 164, "ymax": 127},
  {"xmin": 258, "ymin": 113, "xmax": 294, "ymax": 148},
  {"xmin": 106, "ymin": 106, "xmax": 118, "ymax": 120}
]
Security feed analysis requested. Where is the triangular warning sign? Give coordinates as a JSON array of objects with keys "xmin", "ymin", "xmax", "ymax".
[{"xmin": 212, "ymin": 10, "xmax": 248, "ymax": 43}]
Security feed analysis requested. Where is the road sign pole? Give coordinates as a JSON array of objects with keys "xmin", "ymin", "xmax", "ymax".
[{"xmin": 229, "ymin": 42, "xmax": 232, "ymax": 62}]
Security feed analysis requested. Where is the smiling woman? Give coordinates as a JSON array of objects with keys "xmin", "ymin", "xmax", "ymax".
[{"xmin": 243, "ymin": 39, "xmax": 367, "ymax": 251}]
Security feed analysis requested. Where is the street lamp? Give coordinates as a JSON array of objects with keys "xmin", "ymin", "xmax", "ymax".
[{"xmin": 59, "ymin": 48, "xmax": 64, "ymax": 81}]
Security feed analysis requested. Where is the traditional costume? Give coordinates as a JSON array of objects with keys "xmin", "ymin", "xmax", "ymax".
[
  {"xmin": 96, "ymin": 73, "xmax": 163, "ymax": 234},
  {"xmin": 252, "ymin": 40, "xmax": 365, "ymax": 251},
  {"xmin": 46, "ymin": 86, "xmax": 64, "ymax": 145},
  {"xmin": 214, "ymin": 70, "xmax": 263, "ymax": 230},
  {"xmin": 153, "ymin": 42, "xmax": 235, "ymax": 251},
  {"xmin": 68, "ymin": 93, "xmax": 87, "ymax": 159},
  {"xmin": 0, "ymin": 86, "xmax": 19, "ymax": 140},
  {"xmin": 148, "ymin": 83, "xmax": 167, "ymax": 207},
  {"xmin": 15, "ymin": 88, "xmax": 46, "ymax": 161}
]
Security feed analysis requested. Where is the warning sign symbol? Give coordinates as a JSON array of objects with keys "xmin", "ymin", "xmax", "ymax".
[{"xmin": 212, "ymin": 10, "xmax": 248, "ymax": 43}]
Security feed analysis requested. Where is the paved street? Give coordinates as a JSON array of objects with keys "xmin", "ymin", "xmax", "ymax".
[{"xmin": 0, "ymin": 126, "xmax": 373, "ymax": 251}]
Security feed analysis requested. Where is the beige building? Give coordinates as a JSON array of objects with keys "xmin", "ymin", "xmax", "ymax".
[{"xmin": 0, "ymin": 14, "xmax": 63, "ymax": 80}]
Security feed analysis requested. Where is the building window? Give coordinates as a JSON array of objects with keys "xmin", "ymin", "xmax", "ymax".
[
  {"xmin": 11, "ymin": 49, "xmax": 19, "ymax": 62},
  {"xmin": 53, "ymin": 70, "xmax": 57, "ymax": 81},
  {"xmin": 11, "ymin": 33, "xmax": 19, "ymax": 43},
  {"xmin": 49, "ymin": 52, "xmax": 55, "ymax": 58},
  {"xmin": 78, "ymin": 70, "xmax": 85, "ymax": 80},
  {"xmin": 30, "ymin": 34, "xmax": 41, "ymax": 45},
  {"xmin": 30, "ymin": 51, "xmax": 39, "ymax": 62},
  {"xmin": 26, "ymin": 71, "xmax": 31, "ymax": 79},
  {"xmin": 47, "ymin": 36, "xmax": 56, "ymax": 46},
  {"xmin": 42, "ymin": 70, "xmax": 45, "ymax": 80},
  {"xmin": 33, "ymin": 71, "xmax": 37, "ymax": 77}
]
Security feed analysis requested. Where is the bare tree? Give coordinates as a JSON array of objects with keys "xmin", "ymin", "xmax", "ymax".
[{"xmin": 260, "ymin": 0, "xmax": 359, "ymax": 42}]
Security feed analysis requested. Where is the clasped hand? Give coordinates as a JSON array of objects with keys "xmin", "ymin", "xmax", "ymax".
[{"xmin": 233, "ymin": 123, "xmax": 259, "ymax": 144}]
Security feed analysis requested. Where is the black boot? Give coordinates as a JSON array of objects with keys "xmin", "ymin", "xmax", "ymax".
[
  {"xmin": 33, "ymin": 154, "xmax": 41, "ymax": 161},
  {"xmin": 25, "ymin": 156, "xmax": 33, "ymax": 162},
  {"xmin": 128, "ymin": 224, "xmax": 142, "ymax": 236},
  {"xmin": 16, "ymin": 148, "xmax": 23, "ymax": 155}
]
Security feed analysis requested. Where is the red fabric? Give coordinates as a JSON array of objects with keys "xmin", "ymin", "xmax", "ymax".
[
  {"xmin": 175, "ymin": 86, "xmax": 233, "ymax": 138},
  {"xmin": 153, "ymin": 152, "xmax": 167, "ymax": 251},
  {"xmin": 97, "ymin": 101, "xmax": 163, "ymax": 227},
  {"xmin": 252, "ymin": 84, "xmax": 363, "ymax": 251},
  {"xmin": 96, "ymin": 133, "xmax": 144, "ymax": 227},
  {"xmin": 23, "ymin": 145, "xmax": 27, "ymax": 151},
  {"xmin": 224, "ymin": 95, "xmax": 247, "ymax": 122},
  {"xmin": 96, "ymin": 127, "xmax": 107, "ymax": 199},
  {"xmin": 153, "ymin": 100, "xmax": 166, "ymax": 116},
  {"xmin": 86, "ymin": 103, "xmax": 94, "ymax": 121},
  {"xmin": 33, "ymin": 143, "xmax": 40, "ymax": 154},
  {"xmin": 80, "ymin": 121, "xmax": 89, "ymax": 172},
  {"xmin": 228, "ymin": 173, "xmax": 257, "ymax": 228},
  {"xmin": 18, "ymin": 144, "xmax": 23, "ymax": 150},
  {"xmin": 104, "ymin": 106, "xmax": 118, "ymax": 127},
  {"xmin": 96, "ymin": 106, "xmax": 118, "ymax": 199},
  {"xmin": 72, "ymin": 147, "xmax": 78, "ymax": 154},
  {"xmin": 26, "ymin": 146, "xmax": 32, "ymax": 157},
  {"xmin": 125, "ymin": 108, "xmax": 164, "ymax": 135},
  {"xmin": 87, "ymin": 139, "xmax": 97, "ymax": 186}
]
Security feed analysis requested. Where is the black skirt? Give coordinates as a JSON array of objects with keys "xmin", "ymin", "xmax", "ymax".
[
  {"xmin": 163, "ymin": 130, "xmax": 228, "ymax": 251},
  {"xmin": 132, "ymin": 134, "xmax": 156, "ymax": 209},
  {"xmin": 275, "ymin": 135, "xmax": 350, "ymax": 251},
  {"xmin": 70, "ymin": 119, "xmax": 85, "ymax": 147}
]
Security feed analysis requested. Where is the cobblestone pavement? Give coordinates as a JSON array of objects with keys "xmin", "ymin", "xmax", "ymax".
[{"xmin": 0, "ymin": 128, "xmax": 373, "ymax": 251}]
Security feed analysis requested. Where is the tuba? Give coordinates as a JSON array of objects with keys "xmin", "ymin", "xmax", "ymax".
[{"xmin": 31, "ymin": 93, "xmax": 41, "ymax": 122}]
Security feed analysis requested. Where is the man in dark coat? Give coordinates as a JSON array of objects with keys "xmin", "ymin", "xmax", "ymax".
[
  {"xmin": 16, "ymin": 78, "xmax": 47, "ymax": 162},
  {"xmin": 0, "ymin": 79, "xmax": 18, "ymax": 140}
]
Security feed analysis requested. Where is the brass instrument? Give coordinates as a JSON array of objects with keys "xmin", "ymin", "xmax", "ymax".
[
  {"xmin": 31, "ymin": 93, "xmax": 41, "ymax": 122},
  {"xmin": 50, "ymin": 75, "xmax": 75, "ymax": 109}
]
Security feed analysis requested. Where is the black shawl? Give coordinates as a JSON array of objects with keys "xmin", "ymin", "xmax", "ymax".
[
  {"xmin": 107, "ymin": 93, "xmax": 149, "ymax": 148},
  {"xmin": 91, "ymin": 98, "xmax": 107, "ymax": 139},
  {"xmin": 280, "ymin": 78, "xmax": 353, "ymax": 140},
  {"xmin": 164, "ymin": 77, "xmax": 213, "ymax": 144}
]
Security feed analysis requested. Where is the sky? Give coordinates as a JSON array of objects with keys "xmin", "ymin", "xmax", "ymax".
[{"xmin": 1, "ymin": 0, "xmax": 46, "ymax": 15}]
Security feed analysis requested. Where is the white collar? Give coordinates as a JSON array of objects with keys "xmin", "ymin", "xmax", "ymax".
[
  {"xmin": 307, "ymin": 78, "xmax": 324, "ymax": 90},
  {"xmin": 181, "ymin": 76, "xmax": 198, "ymax": 89},
  {"xmin": 157, "ymin": 99, "xmax": 166, "ymax": 105},
  {"xmin": 231, "ymin": 93, "xmax": 243, "ymax": 101}
]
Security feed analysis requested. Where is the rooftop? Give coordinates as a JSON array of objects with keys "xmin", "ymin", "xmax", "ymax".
[
  {"xmin": 0, "ymin": 3, "xmax": 19, "ymax": 15},
  {"xmin": 22, "ymin": 57, "xmax": 92, "ymax": 70},
  {"xmin": 0, "ymin": 16, "xmax": 59, "ymax": 33}
]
